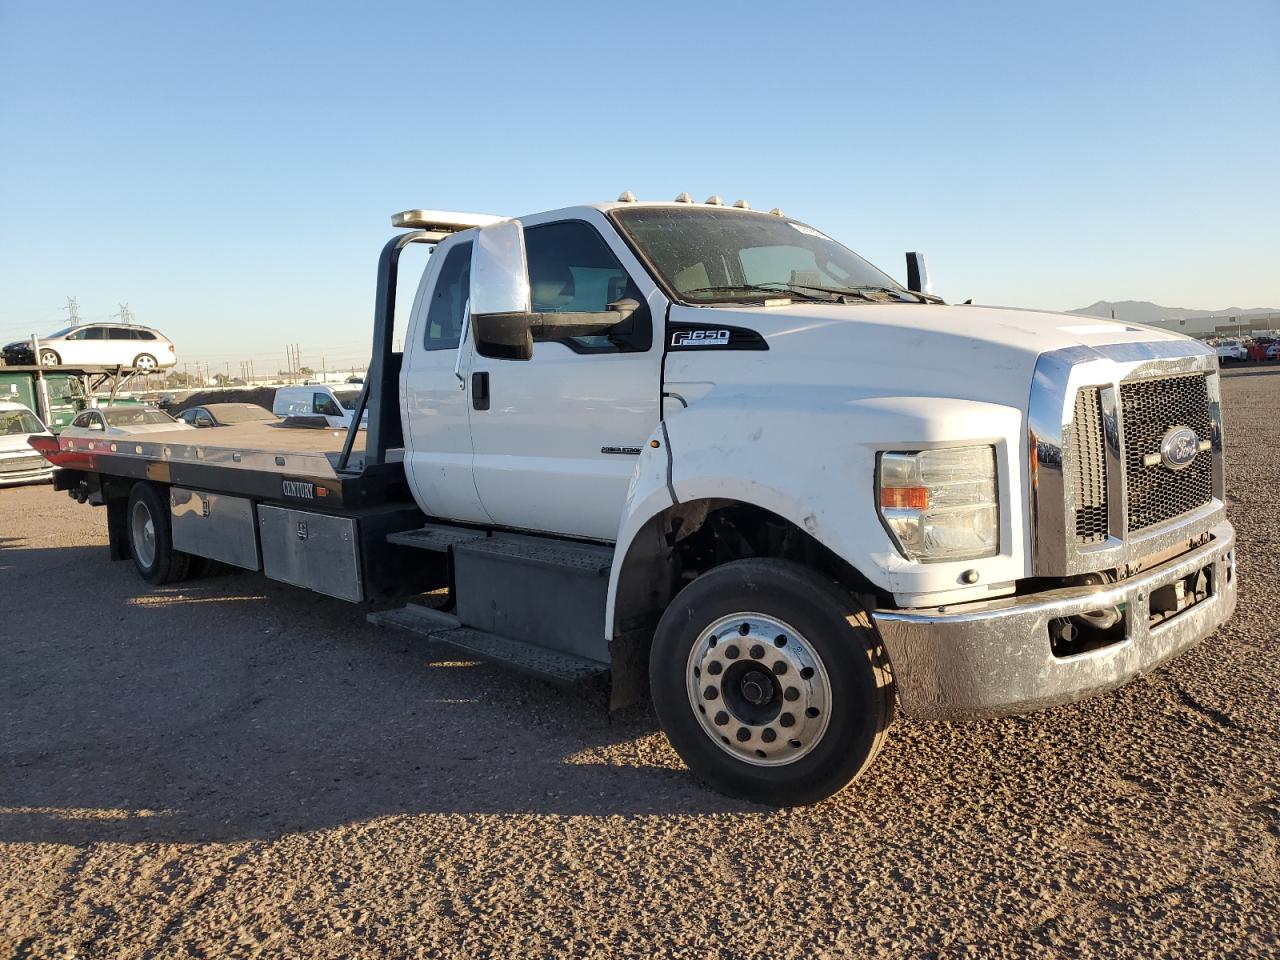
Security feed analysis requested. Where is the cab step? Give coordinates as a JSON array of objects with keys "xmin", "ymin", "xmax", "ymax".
[
  {"xmin": 368, "ymin": 603, "xmax": 608, "ymax": 687},
  {"xmin": 386, "ymin": 523, "xmax": 489, "ymax": 552}
]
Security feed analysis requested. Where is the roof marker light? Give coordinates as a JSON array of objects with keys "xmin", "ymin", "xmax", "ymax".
[
  {"xmin": 770, "ymin": 207, "xmax": 785, "ymax": 217},
  {"xmin": 390, "ymin": 210, "xmax": 504, "ymax": 231},
  {"xmin": 733, "ymin": 199, "xmax": 751, "ymax": 209},
  {"xmin": 617, "ymin": 190, "xmax": 637, "ymax": 202},
  {"xmin": 674, "ymin": 192, "xmax": 694, "ymax": 203},
  {"xmin": 705, "ymin": 195, "xmax": 724, "ymax": 206}
]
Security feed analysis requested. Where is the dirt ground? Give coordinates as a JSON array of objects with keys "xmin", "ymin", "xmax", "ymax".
[{"xmin": 1, "ymin": 372, "xmax": 1277, "ymax": 958}]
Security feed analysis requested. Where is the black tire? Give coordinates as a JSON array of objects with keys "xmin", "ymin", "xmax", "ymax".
[
  {"xmin": 650, "ymin": 558, "xmax": 895, "ymax": 806},
  {"xmin": 39, "ymin": 349, "xmax": 61, "ymax": 366},
  {"xmin": 126, "ymin": 482, "xmax": 191, "ymax": 585}
]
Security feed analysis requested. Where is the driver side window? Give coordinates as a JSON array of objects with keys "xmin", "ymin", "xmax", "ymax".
[{"xmin": 524, "ymin": 221, "xmax": 651, "ymax": 354}]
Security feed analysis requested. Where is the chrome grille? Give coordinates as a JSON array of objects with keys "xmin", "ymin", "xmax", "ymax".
[
  {"xmin": 1071, "ymin": 387, "xmax": 1108, "ymax": 543},
  {"xmin": 1119, "ymin": 374, "xmax": 1214, "ymax": 531},
  {"xmin": 0, "ymin": 455, "xmax": 46, "ymax": 475}
]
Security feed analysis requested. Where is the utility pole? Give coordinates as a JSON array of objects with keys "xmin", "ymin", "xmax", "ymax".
[{"xmin": 63, "ymin": 296, "xmax": 81, "ymax": 327}]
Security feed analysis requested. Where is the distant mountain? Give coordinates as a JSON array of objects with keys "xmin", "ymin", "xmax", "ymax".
[{"xmin": 1070, "ymin": 301, "xmax": 1280, "ymax": 324}]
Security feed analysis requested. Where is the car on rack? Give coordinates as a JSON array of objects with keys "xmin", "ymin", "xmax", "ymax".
[
  {"xmin": 2, "ymin": 323, "xmax": 176, "ymax": 372},
  {"xmin": 0, "ymin": 401, "xmax": 54, "ymax": 486},
  {"xmin": 177, "ymin": 402, "xmax": 278, "ymax": 428},
  {"xmin": 60, "ymin": 405, "xmax": 193, "ymax": 438}
]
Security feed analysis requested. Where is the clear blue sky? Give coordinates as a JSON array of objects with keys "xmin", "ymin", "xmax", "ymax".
[{"xmin": 1, "ymin": 0, "xmax": 1276, "ymax": 374}]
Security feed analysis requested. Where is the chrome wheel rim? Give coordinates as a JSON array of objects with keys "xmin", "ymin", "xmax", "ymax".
[
  {"xmin": 686, "ymin": 612, "xmax": 832, "ymax": 767},
  {"xmin": 40, "ymin": 352, "xmax": 59, "ymax": 366},
  {"xmin": 130, "ymin": 500, "xmax": 157, "ymax": 567},
  {"xmin": 135, "ymin": 355, "xmax": 156, "ymax": 371}
]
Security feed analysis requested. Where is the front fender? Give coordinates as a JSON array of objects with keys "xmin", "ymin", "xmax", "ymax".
[{"xmin": 605, "ymin": 388, "xmax": 1028, "ymax": 634}]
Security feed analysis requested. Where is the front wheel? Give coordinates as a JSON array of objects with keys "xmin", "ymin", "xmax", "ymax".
[
  {"xmin": 651, "ymin": 559, "xmax": 895, "ymax": 806},
  {"xmin": 39, "ymin": 349, "xmax": 61, "ymax": 366}
]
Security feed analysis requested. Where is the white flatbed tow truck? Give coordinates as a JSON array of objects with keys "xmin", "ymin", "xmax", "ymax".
[{"xmin": 34, "ymin": 196, "xmax": 1237, "ymax": 804}]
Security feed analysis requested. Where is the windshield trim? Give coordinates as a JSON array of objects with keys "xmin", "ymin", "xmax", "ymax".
[{"xmin": 606, "ymin": 206, "xmax": 906, "ymax": 309}]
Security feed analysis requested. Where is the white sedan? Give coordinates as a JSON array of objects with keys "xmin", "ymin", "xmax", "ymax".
[
  {"xmin": 61, "ymin": 405, "xmax": 195, "ymax": 438},
  {"xmin": 1, "ymin": 322, "xmax": 177, "ymax": 371},
  {"xmin": 0, "ymin": 401, "xmax": 54, "ymax": 486}
]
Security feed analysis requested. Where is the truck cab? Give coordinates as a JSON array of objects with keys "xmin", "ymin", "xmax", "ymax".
[
  {"xmin": 0, "ymin": 370, "xmax": 88, "ymax": 433},
  {"xmin": 391, "ymin": 198, "xmax": 1235, "ymax": 801}
]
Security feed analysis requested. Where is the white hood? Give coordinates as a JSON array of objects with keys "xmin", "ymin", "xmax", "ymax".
[{"xmin": 665, "ymin": 302, "xmax": 1195, "ymax": 408}]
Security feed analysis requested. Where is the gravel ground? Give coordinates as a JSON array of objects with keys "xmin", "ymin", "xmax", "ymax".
[{"xmin": 1, "ymin": 372, "xmax": 1277, "ymax": 958}]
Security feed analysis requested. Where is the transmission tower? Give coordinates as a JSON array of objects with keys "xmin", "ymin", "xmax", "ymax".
[
  {"xmin": 115, "ymin": 302, "xmax": 134, "ymax": 324},
  {"xmin": 63, "ymin": 296, "xmax": 81, "ymax": 327}
]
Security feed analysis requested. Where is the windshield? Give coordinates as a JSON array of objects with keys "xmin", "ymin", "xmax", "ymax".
[
  {"xmin": 332, "ymin": 389, "xmax": 361, "ymax": 411},
  {"xmin": 611, "ymin": 207, "xmax": 904, "ymax": 304},
  {"xmin": 0, "ymin": 410, "xmax": 44, "ymax": 434},
  {"xmin": 102, "ymin": 407, "xmax": 175, "ymax": 426}
]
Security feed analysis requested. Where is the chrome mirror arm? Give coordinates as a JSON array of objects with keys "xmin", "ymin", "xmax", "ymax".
[{"xmin": 454, "ymin": 304, "xmax": 471, "ymax": 389}]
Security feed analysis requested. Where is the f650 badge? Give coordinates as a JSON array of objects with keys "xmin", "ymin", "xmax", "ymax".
[{"xmin": 671, "ymin": 329, "xmax": 731, "ymax": 347}]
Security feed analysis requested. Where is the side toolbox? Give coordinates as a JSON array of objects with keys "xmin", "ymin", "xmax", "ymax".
[
  {"xmin": 258, "ymin": 504, "xmax": 363, "ymax": 601},
  {"xmin": 170, "ymin": 487, "xmax": 260, "ymax": 570}
]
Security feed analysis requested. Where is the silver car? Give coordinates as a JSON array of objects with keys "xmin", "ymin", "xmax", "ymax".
[
  {"xmin": 61, "ymin": 405, "xmax": 194, "ymax": 438},
  {"xmin": 3, "ymin": 323, "xmax": 177, "ymax": 371}
]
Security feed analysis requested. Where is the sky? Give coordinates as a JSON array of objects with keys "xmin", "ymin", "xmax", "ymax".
[{"xmin": 1, "ymin": 0, "xmax": 1277, "ymax": 375}]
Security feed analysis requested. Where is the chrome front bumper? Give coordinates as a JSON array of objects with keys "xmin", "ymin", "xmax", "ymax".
[{"xmin": 873, "ymin": 521, "xmax": 1237, "ymax": 720}]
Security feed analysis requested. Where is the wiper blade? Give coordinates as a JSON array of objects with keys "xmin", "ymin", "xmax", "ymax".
[
  {"xmin": 682, "ymin": 284, "xmax": 831, "ymax": 302},
  {"xmin": 839, "ymin": 284, "xmax": 945, "ymax": 304}
]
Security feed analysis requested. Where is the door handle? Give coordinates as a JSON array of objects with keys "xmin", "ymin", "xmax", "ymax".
[{"xmin": 471, "ymin": 371, "xmax": 490, "ymax": 411}]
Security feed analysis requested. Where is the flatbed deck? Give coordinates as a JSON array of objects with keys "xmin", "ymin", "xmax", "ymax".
[{"xmin": 53, "ymin": 422, "xmax": 407, "ymax": 507}]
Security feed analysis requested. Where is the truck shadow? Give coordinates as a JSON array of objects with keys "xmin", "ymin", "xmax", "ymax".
[{"xmin": 0, "ymin": 546, "xmax": 759, "ymax": 846}]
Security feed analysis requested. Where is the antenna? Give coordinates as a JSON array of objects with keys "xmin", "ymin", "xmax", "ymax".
[{"xmin": 63, "ymin": 296, "xmax": 81, "ymax": 327}]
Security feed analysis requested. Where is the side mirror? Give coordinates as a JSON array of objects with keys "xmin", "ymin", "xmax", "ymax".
[
  {"xmin": 905, "ymin": 252, "xmax": 932, "ymax": 295},
  {"xmin": 469, "ymin": 220, "xmax": 637, "ymax": 361}
]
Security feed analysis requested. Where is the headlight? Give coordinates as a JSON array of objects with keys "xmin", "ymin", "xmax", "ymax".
[{"xmin": 878, "ymin": 446, "xmax": 998, "ymax": 562}]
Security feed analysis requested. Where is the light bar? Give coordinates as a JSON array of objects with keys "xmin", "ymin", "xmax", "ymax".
[{"xmin": 391, "ymin": 209, "xmax": 505, "ymax": 232}]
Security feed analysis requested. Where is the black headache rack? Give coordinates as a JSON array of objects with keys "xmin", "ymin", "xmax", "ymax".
[
  {"xmin": 44, "ymin": 217, "xmax": 494, "ymax": 603},
  {"xmin": 52, "ymin": 224, "xmax": 444, "ymax": 510}
]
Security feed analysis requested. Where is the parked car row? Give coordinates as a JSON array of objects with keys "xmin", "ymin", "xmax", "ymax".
[{"xmin": 1213, "ymin": 337, "xmax": 1280, "ymax": 364}]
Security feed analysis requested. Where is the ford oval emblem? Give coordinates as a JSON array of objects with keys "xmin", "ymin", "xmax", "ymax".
[{"xmin": 1159, "ymin": 426, "xmax": 1200, "ymax": 471}]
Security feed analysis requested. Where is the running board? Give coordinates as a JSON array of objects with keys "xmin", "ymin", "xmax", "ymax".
[
  {"xmin": 386, "ymin": 523, "xmax": 489, "ymax": 552},
  {"xmin": 369, "ymin": 604, "xmax": 608, "ymax": 687}
]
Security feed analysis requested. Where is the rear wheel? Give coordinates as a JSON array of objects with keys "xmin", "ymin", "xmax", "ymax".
[
  {"xmin": 133, "ymin": 353, "xmax": 158, "ymax": 372},
  {"xmin": 126, "ymin": 482, "xmax": 191, "ymax": 584},
  {"xmin": 650, "ymin": 558, "xmax": 895, "ymax": 806},
  {"xmin": 39, "ymin": 349, "xmax": 61, "ymax": 366}
]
